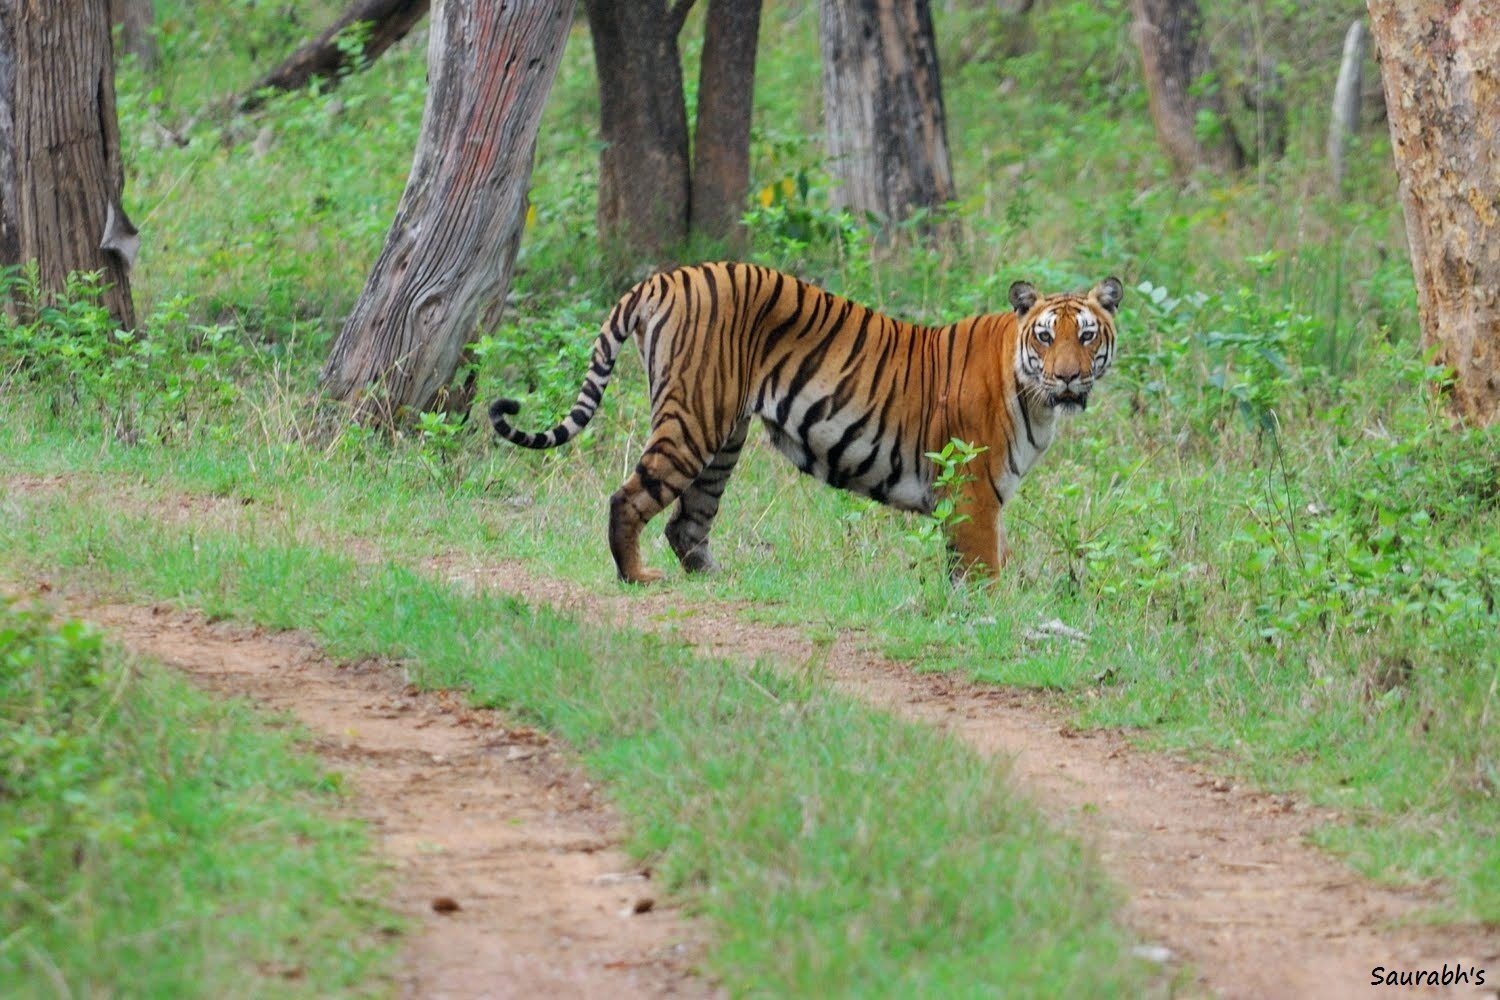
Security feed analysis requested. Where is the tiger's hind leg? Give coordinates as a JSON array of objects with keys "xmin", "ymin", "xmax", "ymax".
[
  {"xmin": 609, "ymin": 419, "xmax": 731, "ymax": 584},
  {"xmin": 666, "ymin": 415, "xmax": 751, "ymax": 574}
]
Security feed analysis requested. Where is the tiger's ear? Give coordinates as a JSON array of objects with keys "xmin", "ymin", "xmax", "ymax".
[
  {"xmin": 1091, "ymin": 277, "xmax": 1123, "ymax": 314},
  {"xmin": 1008, "ymin": 281, "xmax": 1038, "ymax": 315}
]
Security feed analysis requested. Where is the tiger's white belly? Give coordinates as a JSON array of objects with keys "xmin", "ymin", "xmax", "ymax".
[{"xmin": 761, "ymin": 413, "xmax": 935, "ymax": 514}]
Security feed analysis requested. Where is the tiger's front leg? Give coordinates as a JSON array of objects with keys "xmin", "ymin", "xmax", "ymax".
[{"xmin": 945, "ymin": 481, "xmax": 1006, "ymax": 582}]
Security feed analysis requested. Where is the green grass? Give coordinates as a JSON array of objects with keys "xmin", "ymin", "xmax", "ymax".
[
  {"xmin": 0, "ymin": 598, "xmax": 395, "ymax": 998},
  {"xmin": 0, "ymin": 487, "xmax": 1150, "ymax": 997}
]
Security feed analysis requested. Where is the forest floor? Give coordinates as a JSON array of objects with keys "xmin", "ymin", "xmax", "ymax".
[
  {"xmin": 7, "ymin": 473, "xmax": 1497, "ymax": 999},
  {"xmin": 37, "ymin": 596, "xmax": 717, "ymax": 1000}
]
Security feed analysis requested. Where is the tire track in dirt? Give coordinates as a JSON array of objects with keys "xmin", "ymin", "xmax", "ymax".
[
  {"xmin": 4, "ymin": 474, "xmax": 1495, "ymax": 998},
  {"xmin": 426, "ymin": 554, "xmax": 1498, "ymax": 1000},
  {"xmin": 35, "ymin": 594, "xmax": 716, "ymax": 1000}
]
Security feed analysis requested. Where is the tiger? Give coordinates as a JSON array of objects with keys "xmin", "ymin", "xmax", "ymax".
[{"xmin": 490, "ymin": 261, "xmax": 1121, "ymax": 584}]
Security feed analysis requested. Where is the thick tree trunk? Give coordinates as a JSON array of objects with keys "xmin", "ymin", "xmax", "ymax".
[
  {"xmin": 820, "ymin": 0, "xmax": 955, "ymax": 226},
  {"xmin": 320, "ymin": 0, "xmax": 574, "ymax": 420},
  {"xmin": 691, "ymin": 0, "xmax": 762, "ymax": 251},
  {"xmin": 1131, "ymin": 0, "xmax": 1244, "ymax": 174},
  {"xmin": 1368, "ymin": 2, "xmax": 1500, "ymax": 426},
  {"xmin": 0, "ymin": 0, "xmax": 135, "ymax": 327},
  {"xmin": 108, "ymin": 0, "xmax": 156, "ymax": 71},
  {"xmin": 583, "ymin": 0, "xmax": 691, "ymax": 262},
  {"xmin": 238, "ymin": 0, "xmax": 429, "ymax": 113}
]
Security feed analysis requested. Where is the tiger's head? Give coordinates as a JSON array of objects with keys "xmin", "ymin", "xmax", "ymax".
[{"xmin": 1008, "ymin": 277, "xmax": 1122, "ymax": 415}]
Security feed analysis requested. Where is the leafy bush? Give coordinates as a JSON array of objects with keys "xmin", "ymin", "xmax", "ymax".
[{"xmin": 0, "ymin": 265, "xmax": 266, "ymax": 441}]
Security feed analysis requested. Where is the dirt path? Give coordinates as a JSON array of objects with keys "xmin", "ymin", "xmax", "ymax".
[
  {"xmin": 429, "ymin": 553, "xmax": 1498, "ymax": 1000},
  {"xmin": 46, "ymin": 596, "xmax": 715, "ymax": 1000},
  {"xmin": 4, "ymin": 474, "xmax": 1495, "ymax": 998}
]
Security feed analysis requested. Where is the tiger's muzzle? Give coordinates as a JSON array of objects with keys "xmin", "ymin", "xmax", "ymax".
[{"xmin": 1047, "ymin": 376, "xmax": 1093, "ymax": 412}]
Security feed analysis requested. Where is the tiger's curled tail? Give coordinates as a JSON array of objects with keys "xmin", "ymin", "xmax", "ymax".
[{"xmin": 487, "ymin": 283, "xmax": 647, "ymax": 449}]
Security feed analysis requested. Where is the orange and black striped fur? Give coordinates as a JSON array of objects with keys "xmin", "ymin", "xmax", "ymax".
[{"xmin": 490, "ymin": 262, "xmax": 1121, "ymax": 583}]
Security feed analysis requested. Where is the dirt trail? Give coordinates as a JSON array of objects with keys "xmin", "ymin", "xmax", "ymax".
[
  {"xmin": 47, "ymin": 597, "xmax": 715, "ymax": 1000},
  {"xmin": 4, "ymin": 474, "xmax": 1495, "ymax": 998},
  {"xmin": 429, "ymin": 553, "xmax": 1499, "ymax": 1000}
]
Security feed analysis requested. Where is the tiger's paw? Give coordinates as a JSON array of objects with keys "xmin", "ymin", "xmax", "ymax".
[
  {"xmin": 622, "ymin": 567, "xmax": 665, "ymax": 585},
  {"xmin": 680, "ymin": 550, "xmax": 719, "ymax": 575}
]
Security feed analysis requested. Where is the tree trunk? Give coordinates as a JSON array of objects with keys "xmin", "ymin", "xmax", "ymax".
[
  {"xmin": 108, "ymin": 0, "xmax": 156, "ymax": 71},
  {"xmin": 1327, "ymin": 20, "xmax": 1366, "ymax": 193},
  {"xmin": 691, "ymin": 0, "xmax": 762, "ymax": 251},
  {"xmin": 1131, "ymin": 0, "xmax": 1244, "ymax": 174},
  {"xmin": 584, "ymin": 0, "xmax": 762, "ymax": 260},
  {"xmin": 320, "ymin": 0, "xmax": 575, "ymax": 421},
  {"xmin": 1368, "ymin": 2, "xmax": 1500, "ymax": 426},
  {"xmin": 0, "ymin": 0, "xmax": 136, "ymax": 327},
  {"xmin": 820, "ymin": 0, "xmax": 956, "ymax": 227},
  {"xmin": 238, "ymin": 0, "xmax": 429, "ymax": 113},
  {"xmin": 583, "ymin": 0, "xmax": 691, "ymax": 262}
]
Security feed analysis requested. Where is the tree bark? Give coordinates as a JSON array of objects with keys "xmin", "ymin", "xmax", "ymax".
[
  {"xmin": 691, "ymin": 0, "xmax": 762, "ymax": 251},
  {"xmin": 320, "ymin": 0, "xmax": 575, "ymax": 421},
  {"xmin": 1368, "ymin": 1, "xmax": 1500, "ymax": 426},
  {"xmin": 108, "ymin": 0, "xmax": 156, "ymax": 71},
  {"xmin": 820, "ymin": 0, "xmax": 956, "ymax": 227},
  {"xmin": 238, "ymin": 0, "xmax": 429, "ymax": 113},
  {"xmin": 0, "ymin": 0, "xmax": 135, "ymax": 327},
  {"xmin": 583, "ymin": 0, "xmax": 691, "ymax": 262},
  {"xmin": 1131, "ymin": 0, "xmax": 1244, "ymax": 174}
]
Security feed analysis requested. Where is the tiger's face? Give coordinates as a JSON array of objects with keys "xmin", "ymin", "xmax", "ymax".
[{"xmin": 1008, "ymin": 278, "xmax": 1122, "ymax": 414}]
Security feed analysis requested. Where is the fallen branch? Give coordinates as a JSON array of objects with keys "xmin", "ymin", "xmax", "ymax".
[{"xmin": 236, "ymin": 0, "xmax": 429, "ymax": 113}]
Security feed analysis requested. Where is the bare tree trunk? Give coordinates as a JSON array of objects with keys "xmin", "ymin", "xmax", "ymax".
[
  {"xmin": 0, "ymin": 0, "xmax": 136, "ymax": 327},
  {"xmin": 1368, "ymin": 1, "xmax": 1500, "ymax": 426},
  {"xmin": 583, "ymin": 0, "xmax": 691, "ymax": 262},
  {"xmin": 320, "ymin": 0, "xmax": 575, "ymax": 420},
  {"xmin": 691, "ymin": 0, "xmax": 762, "ymax": 251},
  {"xmin": 1327, "ymin": 20, "xmax": 1365, "ymax": 193},
  {"xmin": 238, "ymin": 0, "xmax": 429, "ymax": 113},
  {"xmin": 108, "ymin": 0, "xmax": 156, "ymax": 71},
  {"xmin": 820, "ymin": 0, "xmax": 955, "ymax": 226},
  {"xmin": 1131, "ymin": 0, "xmax": 1244, "ymax": 174}
]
